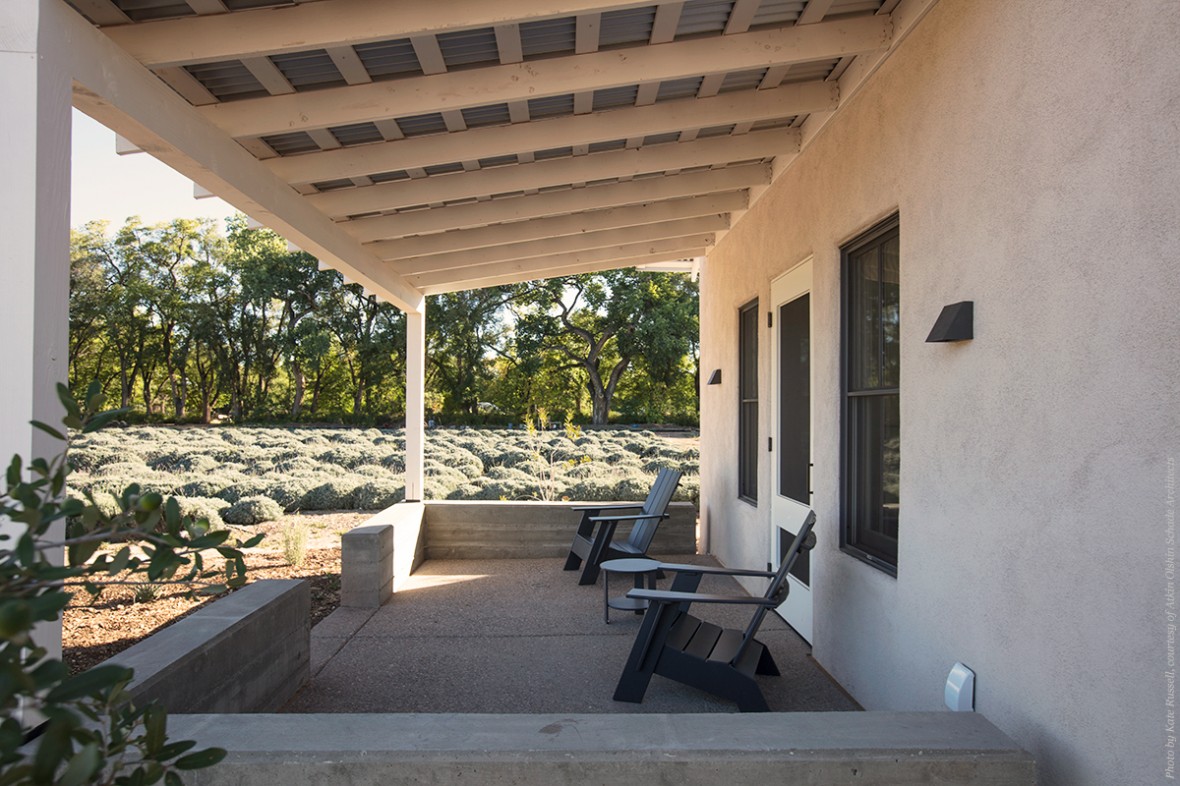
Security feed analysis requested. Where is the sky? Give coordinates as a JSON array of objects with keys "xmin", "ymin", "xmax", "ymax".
[{"xmin": 71, "ymin": 109, "xmax": 237, "ymax": 231}]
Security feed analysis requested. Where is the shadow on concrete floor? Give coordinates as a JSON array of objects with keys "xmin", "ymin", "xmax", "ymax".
[{"xmin": 283, "ymin": 555, "xmax": 859, "ymax": 714}]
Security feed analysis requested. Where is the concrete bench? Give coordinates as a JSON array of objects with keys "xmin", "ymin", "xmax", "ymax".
[{"xmin": 107, "ymin": 579, "xmax": 309, "ymax": 713}]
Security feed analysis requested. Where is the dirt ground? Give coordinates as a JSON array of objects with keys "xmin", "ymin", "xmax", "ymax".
[{"xmin": 61, "ymin": 511, "xmax": 371, "ymax": 674}]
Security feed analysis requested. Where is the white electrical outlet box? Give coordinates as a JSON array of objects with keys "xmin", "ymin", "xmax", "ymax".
[{"xmin": 945, "ymin": 662, "xmax": 975, "ymax": 712}]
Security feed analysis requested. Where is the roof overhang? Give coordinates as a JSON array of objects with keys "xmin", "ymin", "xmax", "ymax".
[{"xmin": 61, "ymin": 0, "xmax": 938, "ymax": 311}]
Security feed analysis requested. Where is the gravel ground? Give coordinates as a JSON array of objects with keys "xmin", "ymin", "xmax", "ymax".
[{"xmin": 61, "ymin": 511, "xmax": 372, "ymax": 674}]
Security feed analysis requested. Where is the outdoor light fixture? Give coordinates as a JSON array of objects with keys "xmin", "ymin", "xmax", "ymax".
[
  {"xmin": 926, "ymin": 301, "xmax": 974, "ymax": 342},
  {"xmin": 707, "ymin": 369, "xmax": 722, "ymax": 385}
]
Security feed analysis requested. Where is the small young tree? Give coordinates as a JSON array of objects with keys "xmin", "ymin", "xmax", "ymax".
[{"xmin": 0, "ymin": 383, "xmax": 261, "ymax": 785}]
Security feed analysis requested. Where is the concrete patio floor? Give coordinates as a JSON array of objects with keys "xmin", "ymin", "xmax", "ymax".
[{"xmin": 283, "ymin": 555, "xmax": 859, "ymax": 714}]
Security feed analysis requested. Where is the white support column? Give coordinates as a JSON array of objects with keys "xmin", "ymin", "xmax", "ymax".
[
  {"xmin": 0, "ymin": 0, "xmax": 73, "ymax": 659},
  {"xmin": 404, "ymin": 307, "xmax": 426, "ymax": 501}
]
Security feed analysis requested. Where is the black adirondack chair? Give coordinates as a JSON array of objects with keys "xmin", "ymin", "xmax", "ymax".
[
  {"xmin": 613, "ymin": 510, "xmax": 817, "ymax": 711},
  {"xmin": 563, "ymin": 466, "xmax": 682, "ymax": 586}
]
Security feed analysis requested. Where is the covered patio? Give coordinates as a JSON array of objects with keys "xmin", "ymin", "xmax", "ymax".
[
  {"xmin": 285, "ymin": 555, "xmax": 857, "ymax": 714},
  {"xmin": 7, "ymin": 0, "xmax": 1173, "ymax": 783}
]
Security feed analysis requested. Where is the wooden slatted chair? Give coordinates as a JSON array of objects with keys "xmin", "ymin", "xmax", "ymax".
[
  {"xmin": 563, "ymin": 466, "xmax": 682, "ymax": 586},
  {"xmin": 612, "ymin": 510, "xmax": 817, "ymax": 711}
]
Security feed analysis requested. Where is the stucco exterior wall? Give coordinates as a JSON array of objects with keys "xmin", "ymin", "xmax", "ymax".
[{"xmin": 699, "ymin": 2, "xmax": 1180, "ymax": 784}]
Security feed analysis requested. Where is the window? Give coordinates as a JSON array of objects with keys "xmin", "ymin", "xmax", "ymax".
[
  {"xmin": 738, "ymin": 299, "xmax": 759, "ymax": 504},
  {"xmin": 841, "ymin": 217, "xmax": 900, "ymax": 572}
]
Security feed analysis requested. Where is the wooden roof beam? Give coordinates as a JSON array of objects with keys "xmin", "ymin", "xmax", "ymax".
[
  {"xmin": 389, "ymin": 215, "xmax": 729, "ymax": 273},
  {"xmin": 307, "ymin": 129, "xmax": 797, "ymax": 217},
  {"xmin": 409, "ymin": 236, "xmax": 712, "ymax": 290},
  {"xmin": 266, "ymin": 81, "xmax": 834, "ymax": 185},
  {"xmin": 342, "ymin": 163, "xmax": 767, "ymax": 241},
  {"xmin": 105, "ymin": 0, "xmax": 664, "ymax": 67},
  {"xmin": 367, "ymin": 190, "xmax": 747, "ymax": 259},
  {"xmin": 198, "ymin": 17, "xmax": 889, "ymax": 138}
]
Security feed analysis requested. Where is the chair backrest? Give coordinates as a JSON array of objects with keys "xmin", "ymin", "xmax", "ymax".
[
  {"xmin": 624, "ymin": 467, "xmax": 683, "ymax": 552},
  {"xmin": 736, "ymin": 510, "xmax": 817, "ymax": 656}
]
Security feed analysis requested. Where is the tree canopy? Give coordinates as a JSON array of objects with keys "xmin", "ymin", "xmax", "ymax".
[{"xmin": 70, "ymin": 216, "xmax": 700, "ymax": 426}]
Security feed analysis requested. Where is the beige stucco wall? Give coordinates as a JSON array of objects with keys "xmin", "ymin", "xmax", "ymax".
[{"xmin": 699, "ymin": 1, "xmax": 1180, "ymax": 784}]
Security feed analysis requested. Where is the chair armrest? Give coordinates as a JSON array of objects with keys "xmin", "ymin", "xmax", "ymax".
[
  {"xmin": 654, "ymin": 562, "xmax": 776, "ymax": 579},
  {"xmin": 588, "ymin": 512, "xmax": 670, "ymax": 523},
  {"xmin": 571, "ymin": 503, "xmax": 644, "ymax": 512},
  {"xmin": 627, "ymin": 588, "xmax": 778, "ymax": 606}
]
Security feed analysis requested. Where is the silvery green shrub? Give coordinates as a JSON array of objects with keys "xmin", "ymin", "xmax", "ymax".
[
  {"xmin": 223, "ymin": 495, "xmax": 285, "ymax": 525},
  {"xmin": 174, "ymin": 496, "xmax": 230, "ymax": 529},
  {"xmin": 300, "ymin": 480, "xmax": 358, "ymax": 511},
  {"xmin": 353, "ymin": 480, "xmax": 405, "ymax": 510},
  {"xmin": 266, "ymin": 478, "xmax": 317, "ymax": 512},
  {"xmin": 564, "ymin": 479, "xmax": 618, "ymax": 502},
  {"xmin": 177, "ymin": 475, "xmax": 235, "ymax": 499}
]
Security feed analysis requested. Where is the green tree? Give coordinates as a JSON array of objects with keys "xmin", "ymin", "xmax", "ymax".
[
  {"xmin": 325, "ymin": 285, "xmax": 405, "ymax": 420},
  {"xmin": 513, "ymin": 270, "xmax": 698, "ymax": 425},
  {"xmin": 425, "ymin": 288, "xmax": 513, "ymax": 415}
]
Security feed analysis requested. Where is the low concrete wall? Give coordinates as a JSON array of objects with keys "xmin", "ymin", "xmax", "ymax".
[
  {"xmin": 423, "ymin": 500, "xmax": 697, "ymax": 560},
  {"xmin": 340, "ymin": 523, "xmax": 394, "ymax": 607},
  {"xmin": 108, "ymin": 579, "xmax": 309, "ymax": 713},
  {"xmin": 173, "ymin": 711, "xmax": 1034, "ymax": 785},
  {"xmin": 355, "ymin": 501, "xmax": 425, "ymax": 592}
]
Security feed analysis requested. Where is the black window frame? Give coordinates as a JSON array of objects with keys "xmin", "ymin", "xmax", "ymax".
[
  {"xmin": 840, "ymin": 215, "xmax": 900, "ymax": 575},
  {"xmin": 738, "ymin": 299, "xmax": 759, "ymax": 505}
]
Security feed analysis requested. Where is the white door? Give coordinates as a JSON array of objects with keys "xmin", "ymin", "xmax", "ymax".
[{"xmin": 770, "ymin": 259, "xmax": 814, "ymax": 643}]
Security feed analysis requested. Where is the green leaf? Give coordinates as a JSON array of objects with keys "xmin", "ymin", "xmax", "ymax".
[
  {"xmin": 153, "ymin": 740, "xmax": 196, "ymax": 761},
  {"xmin": 108, "ymin": 546, "xmax": 133, "ymax": 576},
  {"xmin": 45, "ymin": 664, "xmax": 133, "ymax": 702},
  {"xmin": 143, "ymin": 704, "xmax": 166, "ymax": 755},
  {"xmin": 29, "ymin": 420, "xmax": 66, "ymax": 442},
  {"xmin": 173, "ymin": 747, "xmax": 226, "ymax": 770},
  {"xmin": 82, "ymin": 409, "xmax": 126, "ymax": 434},
  {"xmin": 69, "ymin": 538, "xmax": 102, "ymax": 567},
  {"xmin": 31, "ymin": 718, "xmax": 71, "ymax": 782},
  {"xmin": 56, "ymin": 742, "xmax": 101, "ymax": 786},
  {"xmin": 5, "ymin": 455, "xmax": 21, "ymax": 488},
  {"xmin": 15, "ymin": 534, "xmax": 35, "ymax": 568},
  {"xmin": 164, "ymin": 770, "xmax": 183, "ymax": 786},
  {"xmin": 57, "ymin": 383, "xmax": 82, "ymax": 422}
]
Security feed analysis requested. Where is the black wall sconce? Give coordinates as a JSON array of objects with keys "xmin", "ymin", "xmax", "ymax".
[
  {"xmin": 926, "ymin": 301, "xmax": 973, "ymax": 343},
  {"xmin": 707, "ymin": 369, "xmax": 722, "ymax": 385}
]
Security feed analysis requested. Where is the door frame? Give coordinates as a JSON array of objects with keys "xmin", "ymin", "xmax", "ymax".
[{"xmin": 769, "ymin": 256, "xmax": 814, "ymax": 642}]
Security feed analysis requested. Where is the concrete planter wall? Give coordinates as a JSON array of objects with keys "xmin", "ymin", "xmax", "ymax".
[
  {"xmin": 423, "ymin": 500, "xmax": 697, "ymax": 560},
  {"xmin": 108, "ymin": 579, "xmax": 310, "ymax": 713},
  {"xmin": 340, "ymin": 500, "xmax": 698, "ymax": 606}
]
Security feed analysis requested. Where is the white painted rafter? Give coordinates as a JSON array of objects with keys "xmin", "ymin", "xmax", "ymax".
[
  {"xmin": 307, "ymin": 130, "xmax": 797, "ymax": 217},
  {"xmin": 415, "ymin": 242, "xmax": 710, "ymax": 294},
  {"xmin": 343, "ymin": 163, "xmax": 767, "ymax": 241},
  {"xmin": 241, "ymin": 56, "xmax": 294, "ymax": 95},
  {"xmin": 198, "ymin": 17, "xmax": 889, "ymax": 138},
  {"xmin": 390, "ymin": 216, "xmax": 726, "ymax": 274},
  {"xmin": 366, "ymin": 191, "xmax": 746, "ymax": 259},
  {"xmin": 105, "ymin": 0, "xmax": 675, "ymax": 67},
  {"xmin": 326, "ymin": 46, "xmax": 372, "ymax": 84},
  {"xmin": 153, "ymin": 66, "xmax": 218, "ymax": 106},
  {"xmin": 494, "ymin": 24, "xmax": 523, "ymax": 64},
  {"xmin": 650, "ymin": 2, "xmax": 684, "ymax": 44},
  {"xmin": 266, "ymin": 82, "xmax": 834, "ymax": 185},
  {"xmin": 723, "ymin": 0, "xmax": 761, "ymax": 35},
  {"xmin": 797, "ymin": 0, "xmax": 836, "ymax": 25}
]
